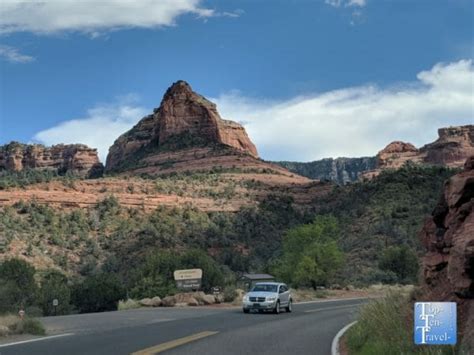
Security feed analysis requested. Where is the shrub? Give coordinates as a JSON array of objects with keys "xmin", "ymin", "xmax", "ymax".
[
  {"xmin": 379, "ymin": 245, "xmax": 419, "ymax": 284},
  {"xmin": 71, "ymin": 273, "xmax": 125, "ymax": 313},
  {"xmin": 0, "ymin": 258, "xmax": 38, "ymax": 313},
  {"xmin": 13, "ymin": 318, "xmax": 46, "ymax": 336},
  {"xmin": 118, "ymin": 299, "xmax": 141, "ymax": 311},
  {"xmin": 38, "ymin": 270, "xmax": 71, "ymax": 316},
  {"xmin": 346, "ymin": 292, "xmax": 456, "ymax": 354},
  {"xmin": 223, "ymin": 286, "xmax": 237, "ymax": 302}
]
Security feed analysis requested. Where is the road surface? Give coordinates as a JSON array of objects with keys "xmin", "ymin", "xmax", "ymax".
[{"xmin": 0, "ymin": 298, "xmax": 367, "ymax": 355}]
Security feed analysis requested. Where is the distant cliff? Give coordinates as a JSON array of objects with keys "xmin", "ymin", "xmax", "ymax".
[
  {"xmin": 278, "ymin": 125, "xmax": 473, "ymax": 184},
  {"xmin": 276, "ymin": 157, "xmax": 377, "ymax": 184},
  {"xmin": 0, "ymin": 142, "xmax": 103, "ymax": 178}
]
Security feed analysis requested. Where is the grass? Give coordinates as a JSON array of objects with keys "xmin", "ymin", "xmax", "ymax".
[
  {"xmin": 345, "ymin": 292, "xmax": 461, "ymax": 355},
  {"xmin": 0, "ymin": 315, "xmax": 46, "ymax": 336},
  {"xmin": 118, "ymin": 299, "xmax": 141, "ymax": 311}
]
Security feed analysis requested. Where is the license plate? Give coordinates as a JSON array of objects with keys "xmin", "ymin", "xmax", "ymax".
[{"xmin": 253, "ymin": 303, "xmax": 260, "ymax": 308}]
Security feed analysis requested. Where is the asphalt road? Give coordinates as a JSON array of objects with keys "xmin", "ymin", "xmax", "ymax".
[{"xmin": 0, "ymin": 298, "xmax": 367, "ymax": 355}]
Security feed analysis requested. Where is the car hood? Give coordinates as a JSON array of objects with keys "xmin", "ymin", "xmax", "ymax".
[{"xmin": 245, "ymin": 291, "xmax": 278, "ymax": 298}]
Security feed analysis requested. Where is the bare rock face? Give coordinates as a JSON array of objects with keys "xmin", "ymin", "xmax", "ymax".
[
  {"xmin": 419, "ymin": 156, "xmax": 474, "ymax": 348},
  {"xmin": 0, "ymin": 142, "xmax": 103, "ymax": 178},
  {"xmin": 422, "ymin": 126, "xmax": 474, "ymax": 167},
  {"xmin": 106, "ymin": 81, "xmax": 258, "ymax": 172},
  {"xmin": 361, "ymin": 125, "xmax": 474, "ymax": 179},
  {"xmin": 377, "ymin": 141, "xmax": 422, "ymax": 169}
]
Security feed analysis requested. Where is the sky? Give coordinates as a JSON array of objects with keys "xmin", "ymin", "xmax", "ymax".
[{"xmin": 0, "ymin": 0, "xmax": 473, "ymax": 163}]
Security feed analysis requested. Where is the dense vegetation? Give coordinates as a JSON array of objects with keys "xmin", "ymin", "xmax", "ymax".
[
  {"xmin": 311, "ymin": 164, "xmax": 456, "ymax": 285},
  {"xmin": 0, "ymin": 164, "xmax": 457, "ymax": 315}
]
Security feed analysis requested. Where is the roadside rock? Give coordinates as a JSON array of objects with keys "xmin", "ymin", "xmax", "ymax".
[
  {"xmin": 0, "ymin": 325, "xmax": 10, "ymax": 336},
  {"xmin": 150, "ymin": 296, "xmax": 162, "ymax": 307},
  {"xmin": 419, "ymin": 155, "xmax": 474, "ymax": 349},
  {"xmin": 139, "ymin": 298, "xmax": 154, "ymax": 307},
  {"xmin": 200, "ymin": 294, "xmax": 216, "ymax": 305},
  {"xmin": 161, "ymin": 296, "xmax": 176, "ymax": 307}
]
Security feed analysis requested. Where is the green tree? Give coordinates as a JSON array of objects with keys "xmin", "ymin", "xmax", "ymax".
[
  {"xmin": 0, "ymin": 258, "xmax": 38, "ymax": 313},
  {"xmin": 38, "ymin": 270, "xmax": 71, "ymax": 316},
  {"xmin": 378, "ymin": 245, "xmax": 419, "ymax": 284},
  {"xmin": 272, "ymin": 215, "xmax": 344, "ymax": 288},
  {"xmin": 71, "ymin": 273, "xmax": 125, "ymax": 313}
]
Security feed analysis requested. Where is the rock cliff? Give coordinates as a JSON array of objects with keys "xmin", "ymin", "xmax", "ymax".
[
  {"xmin": 419, "ymin": 155, "xmax": 474, "ymax": 349},
  {"xmin": 106, "ymin": 81, "xmax": 258, "ymax": 173},
  {"xmin": 359, "ymin": 125, "xmax": 474, "ymax": 179},
  {"xmin": 276, "ymin": 157, "xmax": 377, "ymax": 184},
  {"xmin": 0, "ymin": 142, "xmax": 103, "ymax": 178}
]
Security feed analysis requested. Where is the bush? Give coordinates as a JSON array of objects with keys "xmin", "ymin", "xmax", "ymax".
[
  {"xmin": 118, "ymin": 299, "xmax": 141, "ymax": 311},
  {"xmin": 223, "ymin": 286, "xmax": 237, "ymax": 302},
  {"xmin": 71, "ymin": 273, "xmax": 125, "ymax": 313},
  {"xmin": 346, "ymin": 292, "xmax": 456, "ymax": 354},
  {"xmin": 13, "ymin": 318, "xmax": 46, "ymax": 336},
  {"xmin": 0, "ymin": 258, "xmax": 38, "ymax": 313},
  {"xmin": 379, "ymin": 245, "xmax": 419, "ymax": 284},
  {"xmin": 38, "ymin": 270, "xmax": 71, "ymax": 316}
]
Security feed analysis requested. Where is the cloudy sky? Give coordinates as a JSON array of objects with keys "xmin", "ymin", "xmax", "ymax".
[{"xmin": 1, "ymin": 0, "xmax": 472, "ymax": 162}]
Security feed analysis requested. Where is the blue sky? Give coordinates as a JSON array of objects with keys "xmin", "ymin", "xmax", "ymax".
[{"xmin": 0, "ymin": 0, "xmax": 473, "ymax": 162}]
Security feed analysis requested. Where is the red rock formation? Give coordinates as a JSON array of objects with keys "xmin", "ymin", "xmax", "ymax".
[
  {"xmin": 361, "ymin": 125, "xmax": 474, "ymax": 179},
  {"xmin": 106, "ymin": 81, "xmax": 258, "ymax": 172},
  {"xmin": 419, "ymin": 155, "xmax": 474, "ymax": 349},
  {"xmin": 0, "ymin": 142, "xmax": 103, "ymax": 177},
  {"xmin": 377, "ymin": 141, "xmax": 422, "ymax": 169}
]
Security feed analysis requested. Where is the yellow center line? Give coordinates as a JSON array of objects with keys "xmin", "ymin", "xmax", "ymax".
[
  {"xmin": 304, "ymin": 304, "xmax": 360, "ymax": 313},
  {"xmin": 131, "ymin": 331, "xmax": 219, "ymax": 355}
]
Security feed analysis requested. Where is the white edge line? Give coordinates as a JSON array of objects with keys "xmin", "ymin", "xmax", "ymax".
[
  {"xmin": 0, "ymin": 333, "xmax": 74, "ymax": 348},
  {"xmin": 296, "ymin": 296, "xmax": 368, "ymax": 305},
  {"xmin": 331, "ymin": 321, "xmax": 357, "ymax": 355}
]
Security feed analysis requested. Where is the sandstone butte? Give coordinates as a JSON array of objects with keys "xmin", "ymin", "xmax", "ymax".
[
  {"xmin": 419, "ymin": 155, "xmax": 474, "ymax": 349},
  {"xmin": 0, "ymin": 142, "xmax": 103, "ymax": 178},
  {"xmin": 105, "ymin": 80, "xmax": 262, "ymax": 175},
  {"xmin": 360, "ymin": 125, "xmax": 474, "ymax": 179},
  {"xmin": 0, "ymin": 81, "xmax": 326, "ymax": 212}
]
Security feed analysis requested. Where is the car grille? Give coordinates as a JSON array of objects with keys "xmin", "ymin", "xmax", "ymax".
[{"xmin": 249, "ymin": 297, "xmax": 266, "ymax": 302}]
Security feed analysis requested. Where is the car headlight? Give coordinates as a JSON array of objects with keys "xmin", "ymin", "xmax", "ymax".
[
  {"xmin": 243, "ymin": 295, "xmax": 249, "ymax": 302},
  {"xmin": 266, "ymin": 296, "xmax": 277, "ymax": 301}
]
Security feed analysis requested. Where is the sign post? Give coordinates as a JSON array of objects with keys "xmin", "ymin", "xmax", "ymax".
[
  {"xmin": 173, "ymin": 269, "xmax": 203, "ymax": 291},
  {"xmin": 52, "ymin": 299, "xmax": 59, "ymax": 316}
]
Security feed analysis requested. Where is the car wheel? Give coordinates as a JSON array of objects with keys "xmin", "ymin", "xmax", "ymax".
[
  {"xmin": 286, "ymin": 299, "xmax": 292, "ymax": 313},
  {"xmin": 243, "ymin": 308, "xmax": 249, "ymax": 313},
  {"xmin": 274, "ymin": 301, "xmax": 280, "ymax": 314}
]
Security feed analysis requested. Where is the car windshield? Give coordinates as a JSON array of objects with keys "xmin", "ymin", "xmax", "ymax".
[{"xmin": 251, "ymin": 284, "xmax": 278, "ymax": 292}]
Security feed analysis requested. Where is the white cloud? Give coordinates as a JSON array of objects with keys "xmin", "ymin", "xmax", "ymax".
[
  {"xmin": 0, "ymin": 45, "xmax": 34, "ymax": 63},
  {"xmin": 213, "ymin": 60, "xmax": 474, "ymax": 162},
  {"xmin": 33, "ymin": 60, "xmax": 474, "ymax": 163},
  {"xmin": 34, "ymin": 96, "xmax": 148, "ymax": 162},
  {"xmin": 325, "ymin": 0, "xmax": 366, "ymax": 8},
  {"xmin": 0, "ymin": 0, "xmax": 214, "ymax": 35},
  {"xmin": 347, "ymin": 0, "xmax": 366, "ymax": 7}
]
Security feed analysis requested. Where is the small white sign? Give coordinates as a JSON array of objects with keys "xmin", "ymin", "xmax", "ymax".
[{"xmin": 52, "ymin": 299, "xmax": 59, "ymax": 307}]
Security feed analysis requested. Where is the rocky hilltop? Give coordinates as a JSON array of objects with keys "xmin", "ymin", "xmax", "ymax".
[
  {"xmin": 0, "ymin": 142, "xmax": 103, "ymax": 178},
  {"xmin": 106, "ymin": 81, "xmax": 260, "ymax": 174},
  {"xmin": 276, "ymin": 157, "xmax": 376, "ymax": 184},
  {"xmin": 419, "ymin": 155, "xmax": 474, "ymax": 349},
  {"xmin": 378, "ymin": 125, "xmax": 474, "ymax": 170},
  {"xmin": 276, "ymin": 125, "xmax": 473, "ymax": 183}
]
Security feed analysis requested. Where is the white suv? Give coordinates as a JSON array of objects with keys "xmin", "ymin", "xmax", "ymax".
[{"xmin": 242, "ymin": 282, "xmax": 292, "ymax": 314}]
